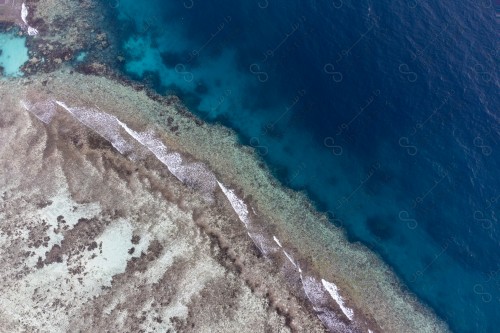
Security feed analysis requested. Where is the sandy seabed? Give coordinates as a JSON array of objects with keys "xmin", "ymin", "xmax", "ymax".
[{"xmin": 0, "ymin": 1, "xmax": 451, "ymax": 333}]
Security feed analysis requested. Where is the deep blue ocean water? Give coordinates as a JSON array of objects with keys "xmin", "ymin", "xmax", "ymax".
[{"xmin": 101, "ymin": 1, "xmax": 499, "ymax": 331}]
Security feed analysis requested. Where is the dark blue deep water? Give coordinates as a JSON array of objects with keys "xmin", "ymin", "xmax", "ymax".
[{"xmin": 102, "ymin": 1, "xmax": 499, "ymax": 331}]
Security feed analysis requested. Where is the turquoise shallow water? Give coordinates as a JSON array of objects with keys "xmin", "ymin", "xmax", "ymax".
[
  {"xmin": 0, "ymin": 31, "xmax": 28, "ymax": 77},
  {"xmin": 99, "ymin": 0, "xmax": 499, "ymax": 331}
]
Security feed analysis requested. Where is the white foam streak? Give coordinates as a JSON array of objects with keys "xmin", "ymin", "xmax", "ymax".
[
  {"xmin": 217, "ymin": 181, "xmax": 250, "ymax": 227},
  {"xmin": 215, "ymin": 184, "xmax": 351, "ymax": 330},
  {"xmin": 117, "ymin": 120, "xmax": 217, "ymax": 196},
  {"xmin": 283, "ymin": 250, "xmax": 298, "ymax": 268},
  {"xmin": 55, "ymin": 101, "xmax": 133, "ymax": 155},
  {"xmin": 27, "ymin": 27, "xmax": 39, "ymax": 36},
  {"xmin": 301, "ymin": 274, "xmax": 326, "ymax": 304},
  {"xmin": 21, "ymin": 99, "xmax": 56, "ymax": 124},
  {"xmin": 217, "ymin": 182, "xmax": 280, "ymax": 255},
  {"xmin": 21, "ymin": 3, "xmax": 28, "ymax": 24},
  {"xmin": 317, "ymin": 311, "xmax": 352, "ymax": 333},
  {"xmin": 117, "ymin": 120, "xmax": 183, "ymax": 181},
  {"xmin": 322, "ymin": 279, "xmax": 354, "ymax": 321},
  {"xmin": 300, "ymin": 274, "xmax": 352, "ymax": 332},
  {"xmin": 21, "ymin": 3, "xmax": 39, "ymax": 36},
  {"xmin": 28, "ymin": 99, "xmax": 215, "ymax": 197},
  {"xmin": 246, "ymin": 232, "xmax": 265, "ymax": 253}
]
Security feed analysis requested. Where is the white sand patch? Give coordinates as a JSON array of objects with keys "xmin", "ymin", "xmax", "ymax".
[
  {"xmin": 321, "ymin": 279, "xmax": 354, "ymax": 321},
  {"xmin": 84, "ymin": 219, "xmax": 135, "ymax": 289},
  {"xmin": 38, "ymin": 189, "xmax": 101, "ymax": 228}
]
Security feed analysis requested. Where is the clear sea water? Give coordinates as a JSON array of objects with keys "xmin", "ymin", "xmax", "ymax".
[
  {"xmin": 0, "ymin": 31, "xmax": 29, "ymax": 77},
  {"xmin": 101, "ymin": 0, "xmax": 499, "ymax": 331}
]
